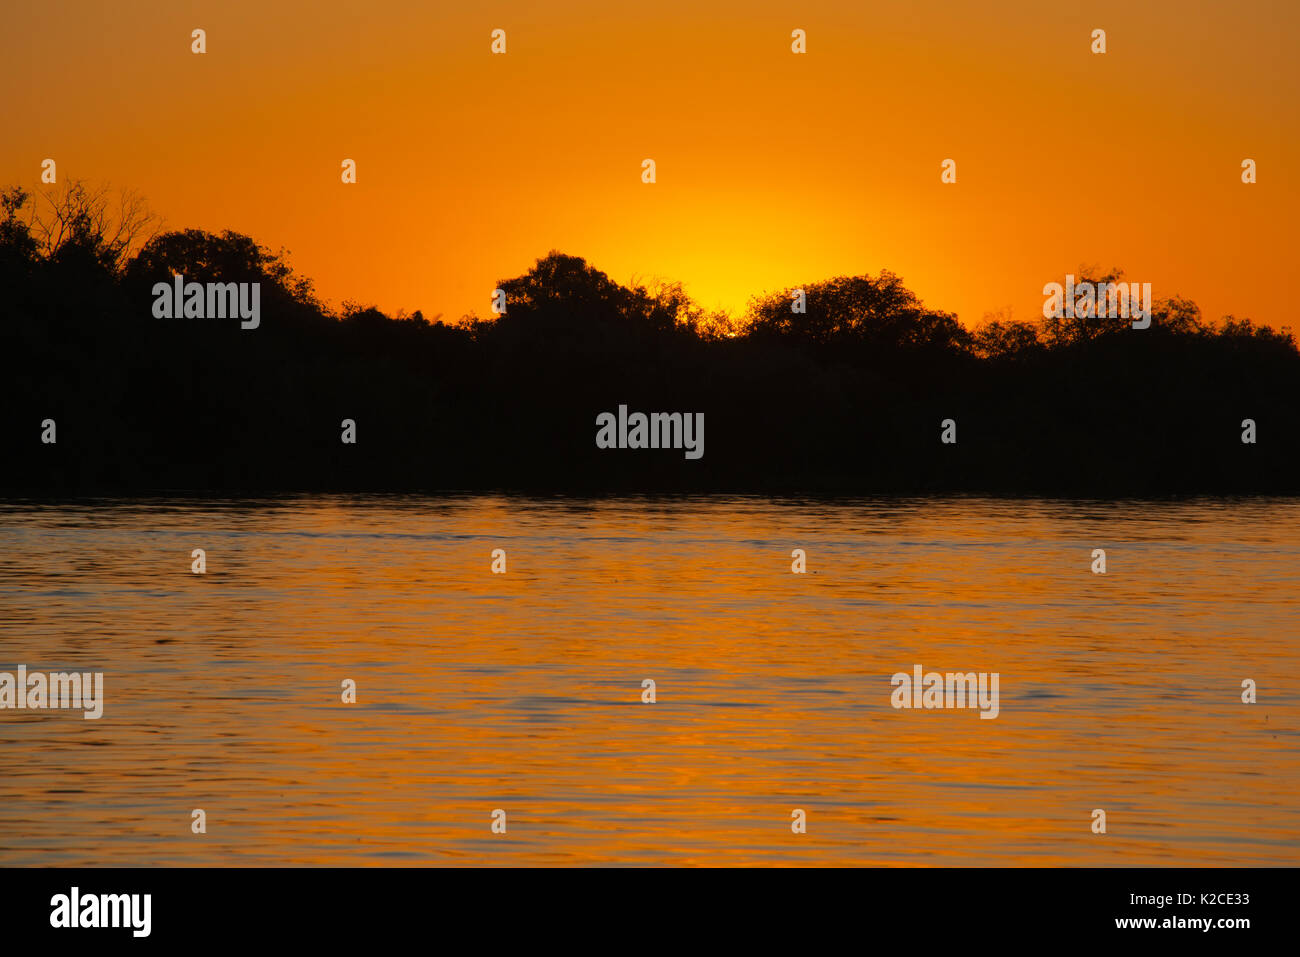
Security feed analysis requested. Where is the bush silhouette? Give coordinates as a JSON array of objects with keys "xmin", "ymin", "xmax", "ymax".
[{"xmin": 1, "ymin": 182, "xmax": 1296, "ymax": 495}]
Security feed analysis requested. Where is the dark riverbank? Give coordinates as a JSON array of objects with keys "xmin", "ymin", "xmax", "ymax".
[{"xmin": 3, "ymin": 187, "xmax": 1296, "ymax": 496}]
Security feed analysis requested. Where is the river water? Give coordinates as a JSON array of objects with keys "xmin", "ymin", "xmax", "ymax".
[{"xmin": 1, "ymin": 495, "xmax": 1296, "ymax": 865}]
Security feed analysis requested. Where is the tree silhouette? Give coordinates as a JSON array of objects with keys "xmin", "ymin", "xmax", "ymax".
[
  {"xmin": 1, "ymin": 181, "xmax": 1296, "ymax": 495},
  {"xmin": 745, "ymin": 271, "xmax": 971, "ymax": 358}
]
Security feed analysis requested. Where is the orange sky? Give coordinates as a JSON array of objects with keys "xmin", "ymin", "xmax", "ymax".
[{"xmin": 2, "ymin": 0, "xmax": 1296, "ymax": 328}]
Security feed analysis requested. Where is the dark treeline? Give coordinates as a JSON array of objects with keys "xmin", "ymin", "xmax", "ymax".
[{"xmin": 2, "ymin": 182, "xmax": 1296, "ymax": 495}]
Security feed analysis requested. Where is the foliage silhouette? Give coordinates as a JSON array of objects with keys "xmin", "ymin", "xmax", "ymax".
[{"xmin": 1, "ymin": 183, "xmax": 1296, "ymax": 495}]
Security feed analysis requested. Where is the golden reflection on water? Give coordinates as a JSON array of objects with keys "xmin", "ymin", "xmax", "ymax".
[{"xmin": 0, "ymin": 496, "xmax": 1297, "ymax": 865}]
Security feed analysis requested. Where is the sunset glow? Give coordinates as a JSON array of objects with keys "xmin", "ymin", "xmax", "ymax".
[{"xmin": 4, "ymin": 0, "xmax": 1295, "ymax": 327}]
